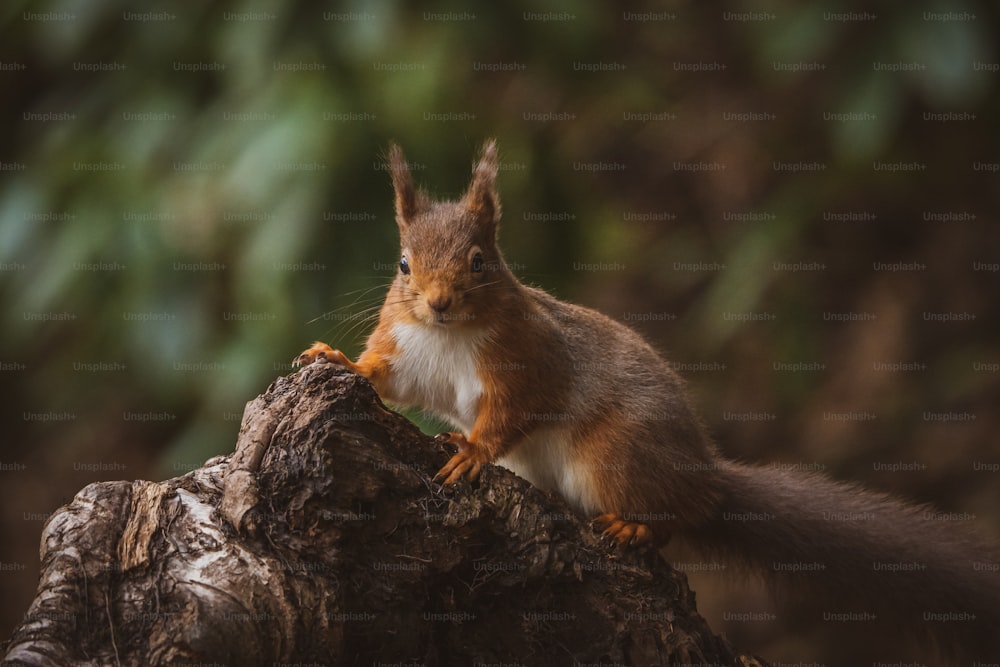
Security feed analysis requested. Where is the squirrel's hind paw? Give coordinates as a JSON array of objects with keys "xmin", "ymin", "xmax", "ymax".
[{"xmin": 592, "ymin": 513, "xmax": 655, "ymax": 548}]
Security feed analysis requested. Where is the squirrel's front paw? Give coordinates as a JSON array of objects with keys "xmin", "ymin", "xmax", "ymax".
[
  {"xmin": 434, "ymin": 432, "xmax": 488, "ymax": 485},
  {"xmin": 293, "ymin": 341, "xmax": 348, "ymax": 367}
]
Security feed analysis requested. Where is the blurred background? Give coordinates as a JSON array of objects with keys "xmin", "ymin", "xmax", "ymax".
[{"xmin": 1, "ymin": 0, "xmax": 998, "ymax": 663}]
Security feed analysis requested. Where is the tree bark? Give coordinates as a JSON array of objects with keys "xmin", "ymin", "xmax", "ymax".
[{"xmin": 2, "ymin": 364, "xmax": 766, "ymax": 667}]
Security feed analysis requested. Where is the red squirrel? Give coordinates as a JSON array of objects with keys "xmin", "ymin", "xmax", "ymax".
[{"xmin": 294, "ymin": 140, "xmax": 1000, "ymax": 661}]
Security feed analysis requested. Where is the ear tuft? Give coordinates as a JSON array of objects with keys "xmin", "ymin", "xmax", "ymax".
[
  {"xmin": 388, "ymin": 142, "xmax": 421, "ymax": 226},
  {"xmin": 464, "ymin": 139, "xmax": 501, "ymax": 226}
]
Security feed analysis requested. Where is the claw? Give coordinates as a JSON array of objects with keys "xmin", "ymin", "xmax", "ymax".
[
  {"xmin": 434, "ymin": 432, "xmax": 486, "ymax": 484},
  {"xmin": 592, "ymin": 513, "xmax": 654, "ymax": 548},
  {"xmin": 292, "ymin": 342, "xmax": 348, "ymax": 368}
]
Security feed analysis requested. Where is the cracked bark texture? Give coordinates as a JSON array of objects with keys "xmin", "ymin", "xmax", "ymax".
[{"xmin": 2, "ymin": 364, "xmax": 766, "ymax": 667}]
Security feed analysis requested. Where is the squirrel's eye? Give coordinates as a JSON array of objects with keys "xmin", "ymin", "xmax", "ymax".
[
  {"xmin": 399, "ymin": 256, "xmax": 410, "ymax": 275},
  {"xmin": 471, "ymin": 252, "xmax": 484, "ymax": 273}
]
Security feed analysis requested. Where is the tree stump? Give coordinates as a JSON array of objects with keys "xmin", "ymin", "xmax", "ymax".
[{"xmin": 2, "ymin": 364, "xmax": 766, "ymax": 666}]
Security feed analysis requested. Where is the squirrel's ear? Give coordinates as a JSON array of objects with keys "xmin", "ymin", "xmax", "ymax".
[
  {"xmin": 463, "ymin": 139, "xmax": 501, "ymax": 229},
  {"xmin": 388, "ymin": 142, "xmax": 421, "ymax": 226}
]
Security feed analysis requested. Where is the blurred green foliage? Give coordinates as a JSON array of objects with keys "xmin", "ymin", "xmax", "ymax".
[{"xmin": 1, "ymin": 0, "xmax": 998, "ymax": 661}]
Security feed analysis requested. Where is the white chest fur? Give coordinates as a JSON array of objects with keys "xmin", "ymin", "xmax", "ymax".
[
  {"xmin": 388, "ymin": 323, "xmax": 486, "ymax": 433},
  {"xmin": 497, "ymin": 428, "xmax": 600, "ymax": 515}
]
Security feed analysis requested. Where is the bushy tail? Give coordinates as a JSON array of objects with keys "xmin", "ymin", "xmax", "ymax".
[{"xmin": 683, "ymin": 460, "xmax": 1000, "ymax": 662}]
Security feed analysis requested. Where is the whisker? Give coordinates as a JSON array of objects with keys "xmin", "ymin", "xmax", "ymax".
[
  {"xmin": 340, "ymin": 313, "xmax": 380, "ymax": 343},
  {"xmin": 308, "ymin": 298, "xmax": 384, "ymax": 326},
  {"xmin": 306, "ymin": 275, "xmax": 531, "ymax": 348},
  {"xmin": 464, "ymin": 280, "xmax": 504, "ymax": 293},
  {"xmin": 305, "ymin": 280, "xmax": 393, "ymax": 323},
  {"xmin": 302, "ymin": 280, "xmax": 396, "ymax": 341}
]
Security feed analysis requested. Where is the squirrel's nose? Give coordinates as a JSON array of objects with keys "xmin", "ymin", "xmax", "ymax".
[{"xmin": 428, "ymin": 295, "xmax": 452, "ymax": 313}]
